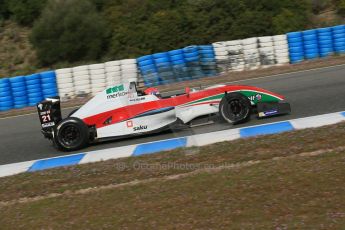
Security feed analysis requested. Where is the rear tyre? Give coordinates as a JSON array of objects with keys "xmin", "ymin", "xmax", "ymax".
[
  {"xmin": 219, "ymin": 93, "xmax": 252, "ymax": 124},
  {"xmin": 54, "ymin": 117, "xmax": 89, "ymax": 151}
]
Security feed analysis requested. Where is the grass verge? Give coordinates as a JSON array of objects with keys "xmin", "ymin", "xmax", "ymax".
[{"xmin": 0, "ymin": 122, "xmax": 345, "ymax": 228}]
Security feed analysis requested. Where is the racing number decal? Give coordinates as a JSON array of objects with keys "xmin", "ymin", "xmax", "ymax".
[
  {"xmin": 38, "ymin": 105, "xmax": 55, "ymax": 128},
  {"xmin": 42, "ymin": 114, "xmax": 51, "ymax": 122}
]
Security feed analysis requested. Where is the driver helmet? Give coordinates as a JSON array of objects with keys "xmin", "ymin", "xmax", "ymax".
[{"xmin": 144, "ymin": 87, "xmax": 160, "ymax": 97}]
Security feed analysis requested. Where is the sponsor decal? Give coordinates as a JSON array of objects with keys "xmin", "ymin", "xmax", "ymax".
[
  {"xmin": 106, "ymin": 84, "xmax": 128, "ymax": 99},
  {"xmin": 133, "ymin": 125, "xmax": 147, "ymax": 131},
  {"xmin": 129, "ymin": 97, "xmax": 145, "ymax": 102},
  {"xmin": 107, "ymin": 92, "xmax": 128, "ymax": 99},
  {"xmin": 39, "ymin": 109, "xmax": 54, "ymax": 127},
  {"xmin": 39, "ymin": 110, "xmax": 50, "ymax": 116},
  {"xmin": 248, "ymin": 94, "xmax": 262, "ymax": 101},
  {"xmin": 248, "ymin": 95, "xmax": 255, "ymax": 101},
  {"xmin": 259, "ymin": 109, "xmax": 278, "ymax": 117},
  {"xmin": 126, "ymin": 120, "xmax": 133, "ymax": 128},
  {"xmin": 264, "ymin": 109, "xmax": 278, "ymax": 116},
  {"xmin": 106, "ymin": 84, "xmax": 124, "ymax": 94},
  {"xmin": 42, "ymin": 122, "xmax": 55, "ymax": 128}
]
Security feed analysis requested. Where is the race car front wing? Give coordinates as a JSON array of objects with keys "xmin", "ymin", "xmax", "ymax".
[{"xmin": 257, "ymin": 102, "xmax": 291, "ymax": 118}]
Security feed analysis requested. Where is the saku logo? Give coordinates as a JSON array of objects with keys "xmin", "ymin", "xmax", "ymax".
[{"xmin": 133, "ymin": 125, "xmax": 147, "ymax": 131}]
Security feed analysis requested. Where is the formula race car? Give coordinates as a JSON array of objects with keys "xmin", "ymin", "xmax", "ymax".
[{"xmin": 37, "ymin": 82, "xmax": 291, "ymax": 151}]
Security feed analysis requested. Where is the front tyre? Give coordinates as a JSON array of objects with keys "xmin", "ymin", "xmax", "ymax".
[
  {"xmin": 219, "ymin": 93, "xmax": 252, "ymax": 124},
  {"xmin": 54, "ymin": 117, "xmax": 89, "ymax": 151}
]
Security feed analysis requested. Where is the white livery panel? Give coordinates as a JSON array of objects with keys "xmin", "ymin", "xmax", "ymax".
[{"xmin": 96, "ymin": 107, "xmax": 177, "ymax": 138}]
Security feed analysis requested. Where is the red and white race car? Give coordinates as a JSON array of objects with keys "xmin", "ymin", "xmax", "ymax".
[{"xmin": 37, "ymin": 82, "xmax": 291, "ymax": 151}]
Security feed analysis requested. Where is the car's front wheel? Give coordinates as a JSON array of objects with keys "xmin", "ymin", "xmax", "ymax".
[
  {"xmin": 54, "ymin": 117, "xmax": 89, "ymax": 151},
  {"xmin": 219, "ymin": 92, "xmax": 252, "ymax": 124}
]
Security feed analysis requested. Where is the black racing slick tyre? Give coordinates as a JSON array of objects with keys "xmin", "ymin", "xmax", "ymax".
[
  {"xmin": 219, "ymin": 93, "xmax": 252, "ymax": 124},
  {"xmin": 54, "ymin": 117, "xmax": 89, "ymax": 151}
]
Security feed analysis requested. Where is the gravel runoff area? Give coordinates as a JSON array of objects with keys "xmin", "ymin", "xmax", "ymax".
[
  {"xmin": 1, "ymin": 55, "xmax": 345, "ymax": 118},
  {"xmin": 0, "ymin": 122, "xmax": 344, "ymax": 229}
]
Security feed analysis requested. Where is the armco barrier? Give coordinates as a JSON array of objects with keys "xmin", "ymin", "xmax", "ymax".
[
  {"xmin": 0, "ymin": 25, "xmax": 344, "ymax": 111},
  {"xmin": 0, "ymin": 111, "xmax": 344, "ymax": 178}
]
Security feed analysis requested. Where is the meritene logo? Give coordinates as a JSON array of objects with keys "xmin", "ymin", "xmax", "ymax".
[
  {"xmin": 106, "ymin": 84, "xmax": 124, "ymax": 94},
  {"xmin": 106, "ymin": 84, "xmax": 127, "ymax": 99}
]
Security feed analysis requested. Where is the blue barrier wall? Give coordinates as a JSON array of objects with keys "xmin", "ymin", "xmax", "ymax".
[
  {"xmin": 317, "ymin": 27, "xmax": 333, "ymax": 58},
  {"xmin": 332, "ymin": 25, "xmax": 345, "ymax": 53},
  {"xmin": 138, "ymin": 45, "xmax": 216, "ymax": 87},
  {"xmin": 0, "ymin": 78, "xmax": 13, "ymax": 111},
  {"xmin": 0, "ymin": 71, "xmax": 58, "ymax": 111},
  {"xmin": 40, "ymin": 71, "xmax": 58, "ymax": 99},
  {"xmin": 287, "ymin": 25, "xmax": 345, "ymax": 63},
  {"xmin": 287, "ymin": 32, "xmax": 304, "ymax": 64}
]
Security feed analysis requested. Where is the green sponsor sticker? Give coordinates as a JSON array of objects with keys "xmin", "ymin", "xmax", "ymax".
[{"xmin": 106, "ymin": 84, "xmax": 124, "ymax": 94}]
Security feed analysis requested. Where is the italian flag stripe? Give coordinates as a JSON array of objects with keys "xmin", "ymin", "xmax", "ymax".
[{"xmin": 182, "ymin": 89, "xmax": 281, "ymax": 107}]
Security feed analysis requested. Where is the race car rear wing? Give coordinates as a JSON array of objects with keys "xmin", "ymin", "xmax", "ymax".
[{"xmin": 36, "ymin": 96, "xmax": 62, "ymax": 139}]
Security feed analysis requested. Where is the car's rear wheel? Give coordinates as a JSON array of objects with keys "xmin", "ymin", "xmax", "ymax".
[
  {"xmin": 54, "ymin": 117, "xmax": 89, "ymax": 151},
  {"xmin": 219, "ymin": 93, "xmax": 252, "ymax": 124}
]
